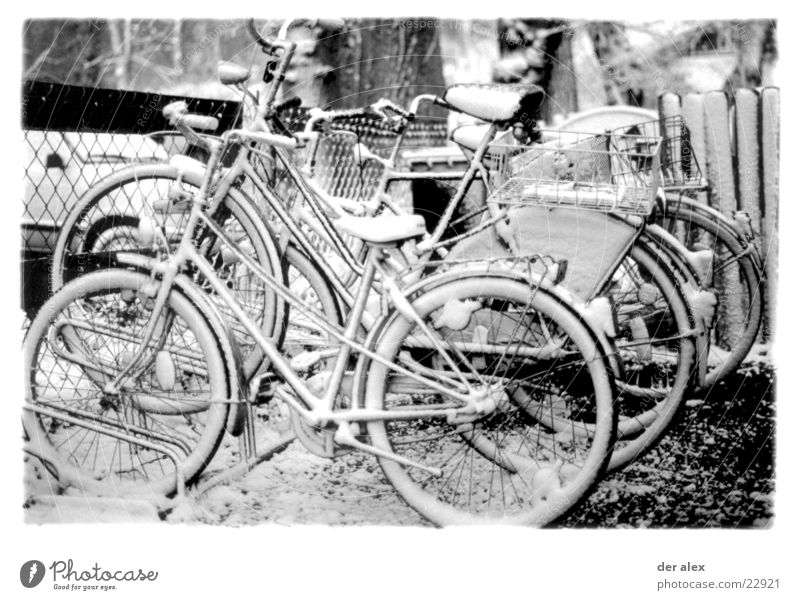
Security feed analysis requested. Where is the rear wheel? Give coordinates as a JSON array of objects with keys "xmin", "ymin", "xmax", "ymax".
[
  {"xmin": 657, "ymin": 199, "xmax": 762, "ymax": 388},
  {"xmin": 277, "ymin": 246, "xmax": 349, "ymax": 457},
  {"xmin": 363, "ymin": 275, "xmax": 615, "ymax": 526},
  {"xmin": 601, "ymin": 243, "xmax": 696, "ymax": 470}
]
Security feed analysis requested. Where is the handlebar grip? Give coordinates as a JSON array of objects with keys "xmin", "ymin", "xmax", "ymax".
[
  {"xmin": 163, "ymin": 100, "xmax": 189, "ymax": 119},
  {"xmin": 274, "ymin": 96, "xmax": 303, "ymax": 112},
  {"xmin": 180, "ymin": 114, "xmax": 220, "ymax": 132},
  {"xmin": 244, "ymin": 130, "xmax": 297, "ymax": 149}
]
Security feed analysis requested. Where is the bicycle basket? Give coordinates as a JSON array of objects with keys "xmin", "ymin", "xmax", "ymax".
[
  {"xmin": 609, "ymin": 115, "xmax": 704, "ymax": 191},
  {"xmin": 485, "ymin": 129, "xmax": 664, "ymax": 216},
  {"xmin": 249, "ymin": 124, "xmax": 406, "ymax": 209},
  {"xmin": 307, "ymin": 129, "xmax": 389, "ymax": 201}
]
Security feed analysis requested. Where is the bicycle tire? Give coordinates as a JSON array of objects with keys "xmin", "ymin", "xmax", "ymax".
[
  {"xmin": 49, "ymin": 163, "xmax": 286, "ymax": 380},
  {"xmin": 363, "ymin": 274, "xmax": 615, "ymax": 526},
  {"xmin": 278, "ymin": 245, "xmax": 350, "ymax": 457},
  {"xmin": 23, "ymin": 269, "xmax": 229, "ymax": 497},
  {"xmin": 600, "ymin": 242, "xmax": 696, "ymax": 471},
  {"xmin": 657, "ymin": 198, "xmax": 763, "ymax": 388}
]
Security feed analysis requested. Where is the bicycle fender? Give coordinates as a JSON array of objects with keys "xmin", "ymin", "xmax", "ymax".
[{"xmin": 115, "ymin": 251, "xmax": 246, "ymax": 435}]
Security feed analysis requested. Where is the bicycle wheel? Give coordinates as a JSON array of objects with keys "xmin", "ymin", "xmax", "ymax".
[
  {"xmin": 282, "ymin": 244, "xmax": 342, "ymax": 357},
  {"xmin": 50, "ymin": 164, "xmax": 285, "ymax": 380},
  {"xmin": 278, "ymin": 245, "xmax": 351, "ymax": 457},
  {"xmin": 657, "ymin": 198, "xmax": 763, "ymax": 388},
  {"xmin": 600, "ymin": 241, "xmax": 696, "ymax": 471},
  {"xmin": 23, "ymin": 269, "xmax": 229, "ymax": 497},
  {"xmin": 363, "ymin": 274, "xmax": 615, "ymax": 526}
]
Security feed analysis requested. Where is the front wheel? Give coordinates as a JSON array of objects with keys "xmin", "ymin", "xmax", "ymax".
[
  {"xmin": 23, "ymin": 269, "xmax": 230, "ymax": 497},
  {"xmin": 363, "ymin": 275, "xmax": 615, "ymax": 526},
  {"xmin": 50, "ymin": 164, "xmax": 286, "ymax": 381}
]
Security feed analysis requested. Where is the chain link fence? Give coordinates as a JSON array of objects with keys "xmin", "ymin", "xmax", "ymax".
[{"xmin": 21, "ymin": 80, "xmax": 450, "ymax": 316}]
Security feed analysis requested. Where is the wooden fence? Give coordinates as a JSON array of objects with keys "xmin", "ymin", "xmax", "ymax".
[{"xmin": 659, "ymin": 87, "xmax": 779, "ymax": 342}]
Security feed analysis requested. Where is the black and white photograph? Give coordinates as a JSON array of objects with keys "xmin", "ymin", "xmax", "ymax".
[{"xmin": 6, "ymin": 4, "xmax": 793, "ymax": 598}]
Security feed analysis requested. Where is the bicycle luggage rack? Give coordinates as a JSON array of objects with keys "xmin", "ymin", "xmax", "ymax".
[
  {"xmin": 608, "ymin": 115, "xmax": 706, "ymax": 193},
  {"xmin": 486, "ymin": 129, "xmax": 664, "ymax": 216},
  {"xmin": 411, "ymin": 251, "xmax": 568, "ymax": 287}
]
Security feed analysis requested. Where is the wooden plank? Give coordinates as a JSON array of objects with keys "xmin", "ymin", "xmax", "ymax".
[
  {"xmin": 760, "ymin": 87, "xmax": 779, "ymax": 341},
  {"xmin": 703, "ymin": 91, "xmax": 741, "ymax": 349},
  {"xmin": 681, "ymin": 93, "xmax": 707, "ymax": 205},
  {"xmin": 717, "ymin": 88, "xmax": 761, "ymax": 346},
  {"xmin": 22, "ymin": 80, "xmax": 242, "ymax": 134},
  {"xmin": 733, "ymin": 88, "xmax": 762, "ymax": 237},
  {"xmin": 703, "ymin": 91, "xmax": 736, "ymax": 214},
  {"xmin": 21, "ymin": 80, "xmax": 448, "ymax": 142},
  {"xmin": 658, "ymin": 92, "xmax": 684, "ymax": 187}
]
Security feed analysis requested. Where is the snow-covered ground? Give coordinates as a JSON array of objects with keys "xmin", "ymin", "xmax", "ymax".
[{"xmin": 23, "ymin": 347, "xmax": 774, "ymax": 528}]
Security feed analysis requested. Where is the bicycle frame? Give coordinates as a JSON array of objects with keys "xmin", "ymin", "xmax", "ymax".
[
  {"xmin": 169, "ymin": 102, "xmax": 503, "ymax": 331},
  {"xmin": 107, "ymin": 137, "xmax": 561, "ymax": 473}
]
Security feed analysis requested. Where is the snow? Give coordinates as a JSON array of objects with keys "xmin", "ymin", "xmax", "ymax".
[
  {"xmin": 22, "ymin": 341, "xmax": 774, "ymax": 527},
  {"xmin": 683, "ymin": 286, "xmax": 718, "ymax": 324},
  {"xmin": 685, "ymin": 248, "xmax": 713, "ymax": 287},
  {"xmin": 577, "ymin": 296, "xmax": 616, "ymax": 339}
]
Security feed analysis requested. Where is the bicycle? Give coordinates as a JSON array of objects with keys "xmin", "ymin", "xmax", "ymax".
[
  {"xmin": 450, "ymin": 115, "xmax": 759, "ymax": 393},
  {"xmin": 47, "ymin": 17, "xmax": 700, "ymax": 474},
  {"xmin": 547, "ymin": 111, "xmax": 763, "ymax": 389},
  {"xmin": 24, "ymin": 114, "xmax": 618, "ymax": 524},
  {"xmin": 613, "ymin": 115, "xmax": 764, "ymax": 389}
]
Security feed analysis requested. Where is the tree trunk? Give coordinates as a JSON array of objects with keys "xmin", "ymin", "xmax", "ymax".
[
  {"xmin": 543, "ymin": 31, "xmax": 577, "ymax": 122},
  {"xmin": 108, "ymin": 20, "xmax": 131, "ymax": 88},
  {"xmin": 314, "ymin": 18, "xmax": 446, "ymax": 114},
  {"xmin": 171, "ymin": 20, "xmax": 183, "ymax": 78}
]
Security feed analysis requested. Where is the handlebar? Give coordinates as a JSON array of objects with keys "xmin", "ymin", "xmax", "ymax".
[
  {"xmin": 245, "ymin": 18, "xmax": 273, "ymax": 49},
  {"xmin": 228, "ymin": 129, "xmax": 298, "ymax": 150},
  {"xmin": 162, "ymin": 101, "xmax": 220, "ymax": 150},
  {"xmin": 303, "ymin": 99, "xmax": 413, "ymax": 134},
  {"xmin": 372, "ymin": 98, "xmax": 415, "ymax": 121},
  {"xmin": 179, "ymin": 114, "xmax": 220, "ymax": 132},
  {"xmin": 245, "ymin": 17, "xmax": 345, "ymax": 51}
]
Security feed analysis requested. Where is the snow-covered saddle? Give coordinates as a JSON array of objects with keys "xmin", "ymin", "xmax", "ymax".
[
  {"xmin": 451, "ymin": 123, "xmax": 506, "ymax": 158},
  {"xmin": 442, "ymin": 83, "xmax": 544, "ymax": 125},
  {"xmin": 335, "ymin": 214, "xmax": 427, "ymax": 244}
]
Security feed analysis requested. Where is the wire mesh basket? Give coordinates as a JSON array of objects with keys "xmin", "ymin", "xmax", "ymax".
[
  {"xmin": 608, "ymin": 115, "xmax": 705, "ymax": 191},
  {"xmin": 486, "ymin": 129, "xmax": 664, "ymax": 216},
  {"xmin": 249, "ymin": 125, "xmax": 411, "ymax": 212},
  {"xmin": 305, "ymin": 129, "xmax": 390, "ymax": 201}
]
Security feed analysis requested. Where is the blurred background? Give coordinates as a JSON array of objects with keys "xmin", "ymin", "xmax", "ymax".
[{"xmin": 23, "ymin": 19, "xmax": 778, "ymax": 122}]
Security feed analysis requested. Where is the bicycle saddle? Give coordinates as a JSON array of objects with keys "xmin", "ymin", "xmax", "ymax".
[
  {"xmin": 442, "ymin": 83, "xmax": 544, "ymax": 125},
  {"xmin": 335, "ymin": 214, "xmax": 426, "ymax": 244},
  {"xmin": 451, "ymin": 123, "xmax": 510, "ymax": 159}
]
